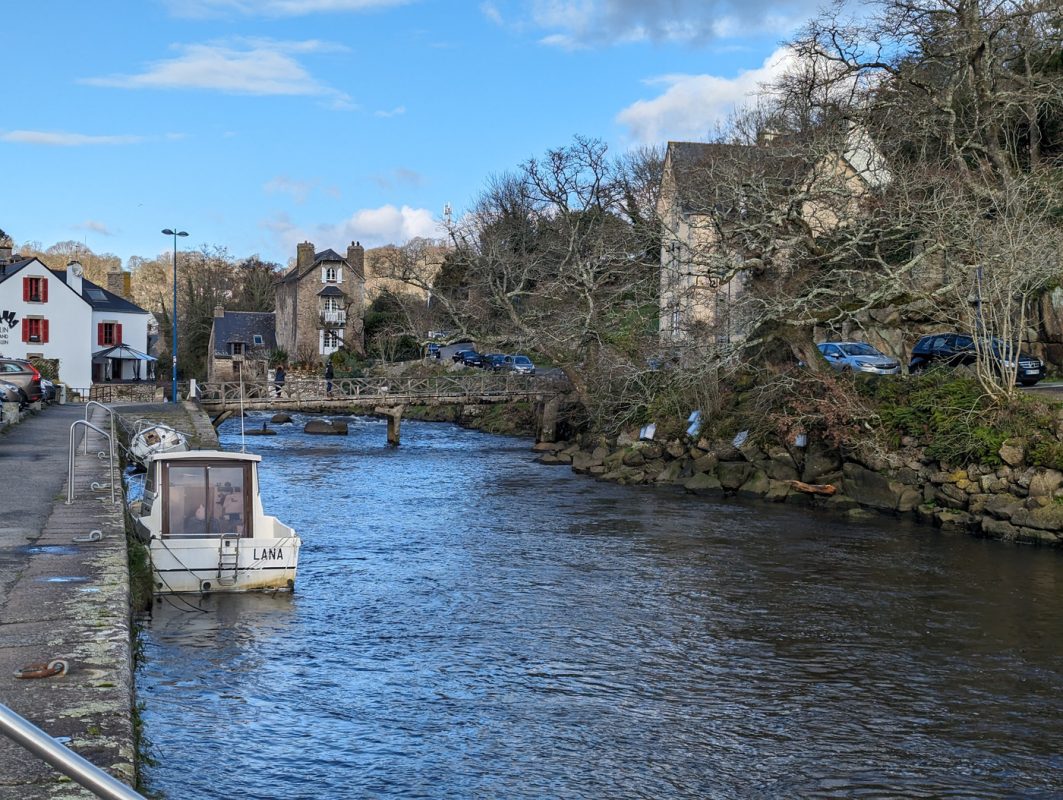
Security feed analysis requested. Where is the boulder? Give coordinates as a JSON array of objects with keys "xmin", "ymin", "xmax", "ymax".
[
  {"xmin": 683, "ymin": 472, "xmax": 723, "ymax": 494},
  {"xmin": 666, "ymin": 440, "xmax": 687, "ymax": 459},
  {"xmin": 245, "ymin": 428, "xmax": 277, "ymax": 436},
  {"xmin": 691, "ymin": 453, "xmax": 719, "ymax": 474},
  {"xmin": 538, "ymin": 453, "xmax": 569, "ymax": 466},
  {"xmin": 841, "ymin": 463, "xmax": 901, "ymax": 511},
  {"xmin": 717, "ymin": 461, "xmax": 755, "ymax": 490},
  {"xmin": 935, "ymin": 510, "xmax": 974, "ymax": 532},
  {"xmin": 1028, "ymin": 469, "xmax": 1063, "ymax": 498},
  {"xmin": 304, "ymin": 419, "xmax": 347, "ymax": 435},
  {"xmin": 737, "ymin": 470, "xmax": 771, "ymax": 497},
  {"xmin": 802, "ymin": 444, "xmax": 841, "ymax": 483},
  {"xmin": 270, "ymin": 412, "xmax": 293, "ymax": 424},
  {"xmin": 983, "ymin": 494, "xmax": 1022, "ymax": 520},
  {"xmin": 764, "ymin": 480, "xmax": 792, "ymax": 502},
  {"xmin": 998, "ymin": 439, "xmax": 1025, "ymax": 467},
  {"xmin": 896, "ymin": 486, "xmax": 923, "ymax": 513},
  {"xmin": 532, "ymin": 441, "xmax": 565, "ymax": 452},
  {"xmin": 621, "ymin": 448, "xmax": 646, "ymax": 468},
  {"xmin": 1008, "ymin": 504, "xmax": 1063, "ymax": 532},
  {"xmin": 980, "ymin": 517, "xmax": 1019, "ymax": 540},
  {"xmin": 656, "ymin": 461, "xmax": 684, "ymax": 484},
  {"xmin": 571, "ymin": 451, "xmax": 605, "ymax": 473}
]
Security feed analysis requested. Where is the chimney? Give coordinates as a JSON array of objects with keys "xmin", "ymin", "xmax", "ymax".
[
  {"xmin": 106, "ymin": 269, "xmax": 130, "ymax": 299},
  {"xmin": 297, "ymin": 241, "xmax": 315, "ymax": 271},
  {"xmin": 0, "ymin": 235, "xmax": 11, "ymax": 264},
  {"xmin": 347, "ymin": 241, "xmax": 365, "ymax": 280},
  {"xmin": 214, "ymin": 304, "xmax": 225, "ymax": 318},
  {"xmin": 67, "ymin": 260, "xmax": 84, "ymax": 297}
]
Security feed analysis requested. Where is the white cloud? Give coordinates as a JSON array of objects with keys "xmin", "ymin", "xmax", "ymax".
[
  {"xmin": 374, "ymin": 105, "xmax": 406, "ymax": 118},
  {"xmin": 267, "ymin": 205, "xmax": 441, "ymax": 251},
  {"xmin": 76, "ymin": 220, "xmax": 115, "ymax": 236},
  {"xmin": 0, "ymin": 130, "xmax": 145, "ymax": 146},
  {"xmin": 616, "ymin": 47, "xmax": 794, "ymax": 144},
  {"xmin": 489, "ymin": 0, "xmax": 824, "ymax": 47},
  {"xmin": 167, "ymin": 0, "xmax": 412, "ymax": 17},
  {"xmin": 82, "ymin": 39, "xmax": 353, "ymax": 108},
  {"xmin": 264, "ymin": 176, "xmax": 318, "ymax": 204}
]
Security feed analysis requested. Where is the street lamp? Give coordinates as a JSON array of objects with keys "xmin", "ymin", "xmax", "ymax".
[{"xmin": 162, "ymin": 228, "xmax": 188, "ymax": 404}]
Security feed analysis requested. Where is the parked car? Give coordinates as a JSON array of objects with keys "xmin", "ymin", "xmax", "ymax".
[
  {"xmin": 452, "ymin": 349, "xmax": 474, "ymax": 363},
  {"xmin": 507, "ymin": 355, "xmax": 536, "ymax": 376},
  {"xmin": 425, "ymin": 343, "xmax": 441, "ymax": 359},
  {"xmin": 460, "ymin": 351, "xmax": 485, "ymax": 368},
  {"xmin": 0, "ymin": 379, "xmax": 26, "ymax": 408},
  {"xmin": 909, "ymin": 332, "xmax": 1046, "ymax": 385},
  {"xmin": 817, "ymin": 341, "xmax": 901, "ymax": 375},
  {"xmin": 482, "ymin": 353, "xmax": 508, "ymax": 372},
  {"xmin": 40, "ymin": 378, "xmax": 57, "ymax": 404},
  {"xmin": 0, "ymin": 358, "xmax": 43, "ymax": 402}
]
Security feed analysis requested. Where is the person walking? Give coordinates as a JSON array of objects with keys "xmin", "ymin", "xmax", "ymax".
[
  {"xmin": 325, "ymin": 360, "xmax": 334, "ymax": 396},
  {"xmin": 274, "ymin": 365, "xmax": 286, "ymax": 398}
]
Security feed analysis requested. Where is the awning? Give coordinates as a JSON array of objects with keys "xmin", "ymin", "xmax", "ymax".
[{"xmin": 92, "ymin": 344, "xmax": 158, "ymax": 363}]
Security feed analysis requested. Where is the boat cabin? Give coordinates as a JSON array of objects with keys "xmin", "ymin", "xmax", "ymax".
[{"xmin": 142, "ymin": 451, "xmax": 262, "ymax": 539}]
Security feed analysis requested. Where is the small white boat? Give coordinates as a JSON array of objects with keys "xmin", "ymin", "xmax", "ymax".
[
  {"xmin": 132, "ymin": 450, "xmax": 300, "ymax": 594},
  {"xmin": 130, "ymin": 424, "xmax": 189, "ymax": 465}
]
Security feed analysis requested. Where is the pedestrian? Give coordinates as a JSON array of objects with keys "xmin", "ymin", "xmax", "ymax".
[
  {"xmin": 325, "ymin": 360, "xmax": 334, "ymax": 396},
  {"xmin": 274, "ymin": 365, "xmax": 286, "ymax": 398}
]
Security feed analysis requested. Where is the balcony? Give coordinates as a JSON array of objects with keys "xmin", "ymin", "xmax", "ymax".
[{"xmin": 320, "ymin": 309, "xmax": 347, "ymax": 325}]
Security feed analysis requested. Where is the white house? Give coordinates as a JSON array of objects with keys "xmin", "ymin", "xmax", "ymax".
[{"xmin": 0, "ymin": 255, "xmax": 152, "ymax": 389}]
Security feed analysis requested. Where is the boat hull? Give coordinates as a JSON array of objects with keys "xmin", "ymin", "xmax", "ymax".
[{"xmin": 150, "ymin": 535, "xmax": 301, "ymax": 594}]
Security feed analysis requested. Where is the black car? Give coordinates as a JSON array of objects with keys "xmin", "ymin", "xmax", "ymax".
[
  {"xmin": 482, "ymin": 353, "xmax": 508, "ymax": 372},
  {"xmin": 460, "ymin": 351, "xmax": 485, "ymax": 368},
  {"xmin": 909, "ymin": 332, "xmax": 1046, "ymax": 385},
  {"xmin": 452, "ymin": 349, "xmax": 473, "ymax": 363}
]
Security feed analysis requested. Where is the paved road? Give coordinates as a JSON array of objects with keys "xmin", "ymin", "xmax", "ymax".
[{"xmin": 0, "ymin": 404, "xmax": 85, "ymax": 609}]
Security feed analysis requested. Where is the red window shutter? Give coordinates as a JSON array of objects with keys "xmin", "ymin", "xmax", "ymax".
[
  {"xmin": 22, "ymin": 321, "xmax": 29, "ymax": 342},
  {"xmin": 98, "ymin": 322, "xmax": 105, "ymax": 345},
  {"xmin": 115, "ymin": 323, "xmax": 123, "ymax": 344},
  {"xmin": 23, "ymin": 277, "xmax": 30, "ymax": 301},
  {"xmin": 41, "ymin": 278, "xmax": 48, "ymax": 302},
  {"xmin": 41, "ymin": 320, "xmax": 49, "ymax": 343}
]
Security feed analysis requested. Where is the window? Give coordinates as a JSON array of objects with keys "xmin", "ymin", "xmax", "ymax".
[
  {"xmin": 231, "ymin": 342, "xmax": 244, "ymax": 356},
  {"xmin": 22, "ymin": 318, "xmax": 49, "ymax": 343},
  {"xmin": 252, "ymin": 335, "xmax": 264, "ymax": 345},
  {"xmin": 324, "ymin": 330, "xmax": 341, "ymax": 348},
  {"xmin": 22, "ymin": 276, "xmax": 48, "ymax": 303},
  {"xmin": 322, "ymin": 297, "xmax": 342, "ymax": 312},
  {"xmin": 97, "ymin": 322, "xmax": 121, "ymax": 346},
  {"xmin": 671, "ymin": 307, "xmax": 682, "ymax": 336},
  {"xmin": 163, "ymin": 462, "xmax": 250, "ymax": 538}
]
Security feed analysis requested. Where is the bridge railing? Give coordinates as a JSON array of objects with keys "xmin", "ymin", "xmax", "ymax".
[{"xmin": 198, "ymin": 373, "xmax": 566, "ymax": 405}]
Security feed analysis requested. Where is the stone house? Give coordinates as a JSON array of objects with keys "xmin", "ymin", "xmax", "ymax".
[
  {"xmin": 206, "ymin": 307, "xmax": 277, "ymax": 382},
  {"xmin": 275, "ymin": 241, "xmax": 366, "ymax": 362},
  {"xmin": 658, "ymin": 125, "xmax": 890, "ymax": 344}
]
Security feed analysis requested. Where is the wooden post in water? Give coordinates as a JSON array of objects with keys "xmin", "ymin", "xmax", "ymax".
[{"xmin": 375, "ymin": 405, "xmax": 404, "ymax": 446}]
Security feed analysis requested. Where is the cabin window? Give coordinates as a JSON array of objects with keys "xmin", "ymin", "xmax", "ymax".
[
  {"xmin": 253, "ymin": 335, "xmax": 264, "ymax": 345},
  {"xmin": 231, "ymin": 342, "xmax": 243, "ymax": 356},
  {"xmin": 163, "ymin": 462, "xmax": 251, "ymax": 538}
]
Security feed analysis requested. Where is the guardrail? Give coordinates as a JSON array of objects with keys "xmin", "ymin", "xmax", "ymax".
[
  {"xmin": 67, "ymin": 420, "xmax": 116, "ymax": 505},
  {"xmin": 0, "ymin": 702, "xmax": 145, "ymax": 800}
]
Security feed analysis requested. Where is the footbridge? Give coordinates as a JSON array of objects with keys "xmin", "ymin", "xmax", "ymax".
[{"xmin": 197, "ymin": 374, "xmax": 567, "ymax": 444}]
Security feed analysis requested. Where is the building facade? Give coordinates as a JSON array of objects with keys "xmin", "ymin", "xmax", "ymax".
[
  {"xmin": 0, "ymin": 245, "xmax": 151, "ymax": 388},
  {"xmin": 275, "ymin": 241, "xmax": 366, "ymax": 361},
  {"xmin": 206, "ymin": 307, "xmax": 277, "ymax": 382}
]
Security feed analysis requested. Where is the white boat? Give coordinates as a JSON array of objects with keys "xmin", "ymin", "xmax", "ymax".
[
  {"xmin": 130, "ymin": 424, "xmax": 189, "ymax": 465},
  {"xmin": 132, "ymin": 450, "xmax": 300, "ymax": 594}
]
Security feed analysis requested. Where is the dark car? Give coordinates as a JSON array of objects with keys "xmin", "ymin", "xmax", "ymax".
[
  {"xmin": 460, "ymin": 351, "xmax": 485, "ymax": 368},
  {"xmin": 452, "ymin": 348, "xmax": 474, "ymax": 363},
  {"xmin": 0, "ymin": 358, "xmax": 43, "ymax": 402},
  {"xmin": 40, "ymin": 378, "xmax": 57, "ymax": 404},
  {"xmin": 482, "ymin": 353, "xmax": 508, "ymax": 372},
  {"xmin": 0, "ymin": 379, "xmax": 26, "ymax": 407},
  {"xmin": 909, "ymin": 333, "xmax": 1046, "ymax": 385}
]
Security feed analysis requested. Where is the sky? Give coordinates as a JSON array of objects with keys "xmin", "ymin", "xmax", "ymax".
[{"xmin": 1, "ymin": 0, "xmax": 824, "ymax": 268}]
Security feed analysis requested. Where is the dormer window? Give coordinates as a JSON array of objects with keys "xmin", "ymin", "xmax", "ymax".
[
  {"xmin": 253, "ymin": 335, "xmax": 264, "ymax": 346},
  {"xmin": 322, "ymin": 265, "xmax": 342, "ymax": 283},
  {"xmin": 231, "ymin": 342, "xmax": 244, "ymax": 356}
]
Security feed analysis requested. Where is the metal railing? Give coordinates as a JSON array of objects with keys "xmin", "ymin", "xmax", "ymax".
[
  {"xmin": 68, "ymin": 420, "xmax": 115, "ymax": 505},
  {"xmin": 84, "ymin": 401, "xmax": 117, "ymax": 455},
  {"xmin": 0, "ymin": 702, "xmax": 145, "ymax": 800}
]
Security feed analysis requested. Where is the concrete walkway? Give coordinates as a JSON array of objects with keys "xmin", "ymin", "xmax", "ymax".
[{"xmin": 0, "ymin": 404, "xmax": 137, "ymax": 798}]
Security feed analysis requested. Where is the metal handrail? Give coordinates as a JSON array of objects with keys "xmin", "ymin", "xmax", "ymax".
[
  {"xmin": 0, "ymin": 702, "xmax": 145, "ymax": 800},
  {"xmin": 68, "ymin": 420, "xmax": 115, "ymax": 505},
  {"xmin": 84, "ymin": 401, "xmax": 116, "ymax": 455}
]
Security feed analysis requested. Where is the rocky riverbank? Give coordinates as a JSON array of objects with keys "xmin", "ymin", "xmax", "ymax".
[{"xmin": 536, "ymin": 429, "xmax": 1063, "ymax": 547}]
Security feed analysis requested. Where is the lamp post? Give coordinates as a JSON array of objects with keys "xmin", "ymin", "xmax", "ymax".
[{"xmin": 162, "ymin": 228, "xmax": 188, "ymax": 404}]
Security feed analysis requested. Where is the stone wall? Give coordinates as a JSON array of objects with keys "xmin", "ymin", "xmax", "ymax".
[{"xmin": 538, "ymin": 429, "xmax": 1063, "ymax": 547}]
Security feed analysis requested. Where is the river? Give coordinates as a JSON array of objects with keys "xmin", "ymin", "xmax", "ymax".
[{"xmin": 137, "ymin": 412, "xmax": 1063, "ymax": 799}]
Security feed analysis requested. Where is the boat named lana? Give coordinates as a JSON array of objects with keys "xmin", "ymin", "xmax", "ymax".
[{"xmin": 132, "ymin": 450, "xmax": 300, "ymax": 594}]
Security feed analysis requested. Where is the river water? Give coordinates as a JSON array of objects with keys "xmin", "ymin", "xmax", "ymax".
[{"xmin": 137, "ymin": 412, "xmax": 1063, "ymax": 799}]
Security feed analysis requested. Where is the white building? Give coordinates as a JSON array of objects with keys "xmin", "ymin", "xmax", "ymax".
[{"xmin": 0, "ymin": 254, "xmax": 152, "ymax": 389}]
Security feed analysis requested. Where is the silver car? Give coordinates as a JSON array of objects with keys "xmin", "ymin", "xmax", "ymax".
[{"xmin": 818, "ymin": 341, "xmax": 900, "ymax": 375}]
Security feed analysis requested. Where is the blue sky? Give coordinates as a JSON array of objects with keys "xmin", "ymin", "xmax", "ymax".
[{"xmin": 2, "ymin": 0, "xmax": 822, "ymax": 267}]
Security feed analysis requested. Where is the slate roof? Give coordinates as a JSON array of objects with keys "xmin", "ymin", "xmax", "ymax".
[
  {"xmin": 277, "ymin": 248, "xmax": 351, "ymax": 285},
  {"xmin": 0, "ymin": 259, "xmax": 150, "ymax": 315},
  {"xmin": 211, "ymin": 311, "xmax": 277, "ymax": 357},
  {"xmin": 317, "ymin": 285, "xmax": 346, "ymax": 297}
]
